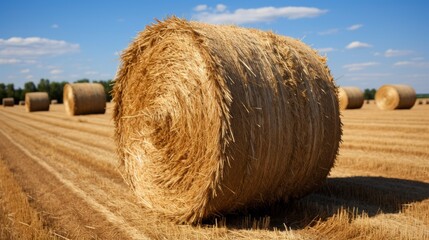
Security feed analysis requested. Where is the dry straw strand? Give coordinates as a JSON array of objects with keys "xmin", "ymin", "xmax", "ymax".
[
  {"xmin": 338, "ymin": 87, "xmax": 364, "ymax": 110},
  {"xmin": 25, "ymin": 92, "xmax": 50, "ymax": 112},
  {"xmin": 375, "ymin": 84, "xmax": 416, "ymax": 110},
  {"xmin": 113, "ymin": 17, "xmax": 342, "ymax": 223},
  {"xmin": 63, "ymin": 83, "xmax": 106, "ymax": 116},
  {"xmin": 2, "ymin": 98, "xmax": 14, "ymax": 107}
]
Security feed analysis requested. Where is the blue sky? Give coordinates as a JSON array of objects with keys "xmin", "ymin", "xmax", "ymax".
[{"xmin": 1, "ymin": 1, "xmax": 428, "ymax": 92}]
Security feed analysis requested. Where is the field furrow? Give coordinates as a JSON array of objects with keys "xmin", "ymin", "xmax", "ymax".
[{"xmin": 0, "ymin": 104, "xmax": 428, "ymax": 239}]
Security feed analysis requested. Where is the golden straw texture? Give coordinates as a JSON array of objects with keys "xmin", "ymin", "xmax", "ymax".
[
  {"xmin": 19, "ymin": 100, "xmax": 25, "ymax": 105},
  {"xmin": 375, "ymin": 84, "xmax": 416, "ymax": 110},
  {"xmin": 114, "ymin": 17, "xmax": 342, "ymax": 223},
  {"xmin": 338, "ymin": 87, "xmax": 364, "ymax": 110},
  {"xmin": 2, "ymin": 98, "xmax": 14, "ymax": 107},
  {"xmin": 51, "ymin": 99, "xmax": 58, "ymax": 104},
  {"xmin": 25, "ymin": 92, "xmax": 50, "ymax": 112},
  {"xmin": 63, "ymin": 83, "xmax": 106, "ymax": 116}
]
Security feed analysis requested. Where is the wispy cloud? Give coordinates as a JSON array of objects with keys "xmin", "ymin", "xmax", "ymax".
[
  {"xmin": 384, "ymin": 49, "xmax": 413, "ymax": 57},
  {"xmin": 51, "ymin": 24, "xmax": 59, "ymax": 29},
  {"xmin": 343, "ymin": 62, "xmax": 379, "ymax": 71},
  {"xmin": 393, "ymin": 61, "xmax": 429, "ymax": 67},
  {"xmin": 318, "ymin": 28, "xmax": 339, "ymax": 35},
  {"xmin": 215, "ymin": 4, "xmax": 227, "ymax": 12},
  {"xmin": 347, "ymin": 24, "xmax": 363, "ymax": 31},
  {"xmin": 25, "ymin": 75, "xmax": 33, "ymax": 79},
  {"xmin": 345, "ymin": 72, "xmax": 391, "ymax": 81},
  {"xmin": 194, "ymin": 4, "xmax": 208, "ymax": 12},
  {"xmin": 0, "ymin": 58, "xmax": 21, "ymax": 64},
  {"xmin": 0, "ymin": 37, "xmax": 79, "ymax": 57},
  {"xmin": 20, "ymin": 68, "xmax": 30, "ymax": 73},
  {"xmin": 193, "ymin": 5, "xmax": 328, "ymax": 24},
  {"xmin": 346, "ymin": 41, "xmax": 372, "ymax": 49},
  {"xmin": 50, "ymin": 69, "xmax": 63, "ymax": 75},
  {"xmin": 316, "ymin": 47, "xmax": 335, "ymax": 54}
]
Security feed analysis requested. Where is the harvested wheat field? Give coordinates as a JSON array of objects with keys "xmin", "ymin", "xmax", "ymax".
[{"xmin": 0, "ymin": 102, "xmax": 428, "ymax": 239}]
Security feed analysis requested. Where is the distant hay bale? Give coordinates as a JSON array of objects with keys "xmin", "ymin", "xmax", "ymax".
[
  {"xmin": 338, "ymin": 87, "xmax": 364, "ymax": 110},
  {"xmin": 25, "ymin": 92, "xmax": 50, "ymax": 112},
  {"xmin": 375, "ymin": 84, "xmax": 416, "ymax": 110},
  {"xmin": 113, "ymin": 17, "xmax": 342, "ymax": 223},
  {"xmin": 51, "ymin": 99, "xmax": 58, "ymax": 104},
  {"xmin": 63, "ymin": 83, "xmax": 106, "ymax": 116},
  {"xmin": 426, "ymin": 100, "xmax": 429, "ymax": 105},
  {"xmin": 366, "ymin": 100, "xmax": 370, "ymax": 104},
  {"xmin": 2, "ymin": 98, "xmax": 14, "ymax": 107},
  {"xmin": 418, "ymin": 100, "xmax": 423, "ymax": 105},
  {"xmin": 19, "ymin": 100, "xmax": 25, "ymax": 105}
]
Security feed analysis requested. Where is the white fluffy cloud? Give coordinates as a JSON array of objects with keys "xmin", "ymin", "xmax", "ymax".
[
  {"xmin": 347, "ymin": 24, "xmax": 363, "ymax": 31},
  {"xmin": 194, "ymin": 4, "xmax": 208, "ymax": 12},
  {"xmin": 194, "ymin": 5, "xmax": 327, "ymax": 24},
  {"xmin": 0, "ymin": 37, "xmax": 79, "ymax": 57},
  {"xmin": 216, "ymin": 4, "xmax": 227, "ymax": 12},
  {"xmin": 343, "ymin": 62, "xmax": 379, "ymax": 71},
  {"xmin": 346, "ymin": 41, "xmax": 372, "ymax": 49},
  {"xmin": 384, "ymin": 49, "xmax": 413, "ymax": 57}
]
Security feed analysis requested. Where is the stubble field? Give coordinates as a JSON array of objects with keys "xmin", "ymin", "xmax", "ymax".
[{"xmin": 0, "ymin": 101, "xmax": 428, "ymax": 239}]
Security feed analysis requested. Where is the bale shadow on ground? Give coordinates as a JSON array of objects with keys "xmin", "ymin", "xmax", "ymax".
[{"xmin": 202, "ymin": 176, "xmax": 429, "ymax": 230}]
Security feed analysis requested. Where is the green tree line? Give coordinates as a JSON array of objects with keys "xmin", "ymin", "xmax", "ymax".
[{"xmin": 0, "ymin": 79, "xmax": 113, "ymax": 104}]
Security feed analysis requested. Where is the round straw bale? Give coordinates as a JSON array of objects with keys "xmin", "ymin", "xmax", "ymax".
[
  {"xmin": 51, "ymin": 99, "xmax": 58, "ymax": 104},
  {"xmin": 426, "ymin": 100, "xmax": 429, "ymax": 105},
  {"xmin": 338, "ymin": 87, "xmax": 364, "ymax": 110},
  {"xmin": 19, "ymin": 100, "xmax": 25, "ymax": 105},
  {"xmin": 63, "ymin": 83, "xmax": 106, "ymax": 116},
  {"xmin": 25, "ymin": 92, "xmax": 50, "ymax": 112},
  {"xmin": 2, "ymin": 98, "xmax": 14, "ymax": 107},
  {"xmin": 375, "ymin": 84, "xmax": 416, "ymax": 110},
  {"xmin": 113, "ymin": 17, "xmax": 342, "ymax": 223}
]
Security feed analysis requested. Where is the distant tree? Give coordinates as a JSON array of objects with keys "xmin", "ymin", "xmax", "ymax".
[
  {"xmin": 364, "ymin": 88, "xmax": 377, "ymax": 100},
  {"xmin": 14, "ymin": 88, "xmax": 23, "ymax": 103},
  {"xmin": 24, "ymin": 81, "xmax": 37, "ymax": 92},
  {"xmin": 6, "ymin": 83, "xmax": 14, "ymax": 98},
  {"xmin": 75, "ymin": 78, "xmax": 90, "ymax": 83},
  {"xmin": 0, "ymin": 83, "xmax": 6, "ymax": 101},
  {"xmin": 38, "ymin": 78, "xmax": 50, "ymax": 93},
  {"xmin": 49, "ymin": 81, "xmax": 68, "ymax": 103}
]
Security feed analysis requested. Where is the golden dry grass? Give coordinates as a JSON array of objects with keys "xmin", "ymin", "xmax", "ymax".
[
  {"xmin": 0, "ymin": 102, "xmax": 428, "ymax": 239},
  {"xmin": 0, "ymin": 155, "xmax": 54, "ymax": 239}
]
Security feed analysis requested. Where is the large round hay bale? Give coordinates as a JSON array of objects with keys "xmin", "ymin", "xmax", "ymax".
[
  {"xmin": 338, "ymin": 87, "xmax": 364, "ymax": 110},
  {"xmin": 25, "ymin": 92, "xmax": 50, "ymax": 112},
  {"xmin": 113, "ymin": 17, "xmax": 342, "ymax": 223},
  {"xmin": 2, "ymin": 98, "xmax": 14, "ymax": 107},
  {"xmin": 375, "ymin": 84, "xmax": 416, "ymax": 110},
  {"xmin": 63, "ymin": 83, "xmax": 106, "ymax": 115}
]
